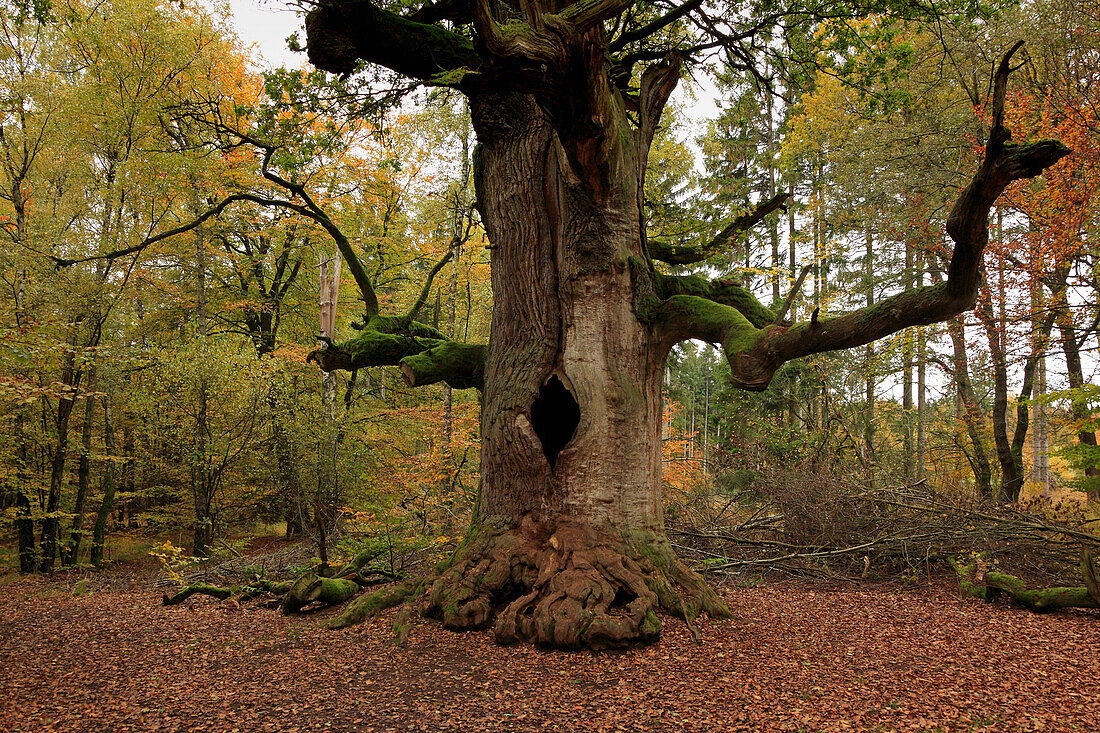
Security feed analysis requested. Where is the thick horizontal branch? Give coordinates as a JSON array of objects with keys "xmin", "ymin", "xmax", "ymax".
[
  {"xmin": 655, "ymin": 295, "xmax": 759, "ymax": 359},
  {"xmin": 306, "ymin": 0, "xmax": 481, "ymax": 79},
  {"xmin": 400, "ymin": 342, "xmax": 486, "ymax": 389},
  {"xmin": 649, "ymin": 192, "xmax": 788, "ymax": 265},
  {"xmin": 558, "ymin": 0, "xmax": 634, "ymax": 34},
  {"xmin": 661, "ymin": 43, "xmax": 1069, "ymax": 391},
  {"xmin": 308, "ymin": 314, "xmax": 485, "ymax": 390},
  {"xmin": 610, "ymin": 0, "xmax": 703, "ymax": 52}
]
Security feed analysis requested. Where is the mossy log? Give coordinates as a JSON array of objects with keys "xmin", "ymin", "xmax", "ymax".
[
  {"xmin": 327, "ymin": 579, "xmax": 421, "ymax": 630},
  {"xmin": 162, "ymin": 579, "xmax": 294, "ymax": 606},
  {"xmin": 953, "ymin": 551, "xmax": 1100, "ymax": 612},
  {"xmin": 335, "ymin": 548, "xmax": 384, "ymax": 578},
  {"xmin": 281, "ymin": 574, "xmax": 360, "ymax": 614},
  {"xmin": 163, "ymin": 584, "xmax": 238, "ymax": 605},
  {"xmin": 237, "ymin": 579, "xmax": 293, "ymax": 601}
]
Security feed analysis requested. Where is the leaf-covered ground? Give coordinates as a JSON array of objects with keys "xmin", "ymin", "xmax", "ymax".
[{"xmin": 2, "ymin": 572, "xmax": 1098, "ymax": 732}]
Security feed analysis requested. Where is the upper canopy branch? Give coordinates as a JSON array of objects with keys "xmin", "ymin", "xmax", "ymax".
[
  {"xmin": 648, "ymin": 191, "xmax": 788, "ymax": 266},
  {"xmin": 51, "ymin": 193, "xmax": 249, "ymax": 269},
  {"xmin": 610, "ymin": 0, "xmax": 703, "ymax": 52},
  {"xmin": 637, "ymin": 53, "xmax": 682, "ymax": 177},
  {"xmin": 653, "ymin": 43, "xmax": 1070, "ymax": 391}
]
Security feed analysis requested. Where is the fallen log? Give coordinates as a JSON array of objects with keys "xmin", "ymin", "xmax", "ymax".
[
  {"xmin": 953, "ymin": 550, "xmax": 1100, "ymax": 611},
  {"xmin": 162, "ymin": 579, "xmax": 293, "ymax": 606},
  {"xmin": 163, "ymin": 584, "xmax": 237, "ymax": 605}
]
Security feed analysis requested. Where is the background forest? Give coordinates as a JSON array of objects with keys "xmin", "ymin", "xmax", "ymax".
[{"xmin": 2, "ymin": 0, "xmax": 1098, "ymax": 582}]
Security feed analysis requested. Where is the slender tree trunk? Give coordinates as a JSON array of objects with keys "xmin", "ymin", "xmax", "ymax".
[
  {"xmin": 978, "ymin": 274, "xmax": 1014, "ymax": 501},
  {"xmin": 443, "ymin": 241, "xmax": 460, "ymax": 446},
  {"xmin": 947, "ymin": 318, "xmax": 992, "ymax": 498},
  {"xmin": 12, "ymin": 252, "xmax": 36, "ymax": 571},
  {"xmin": 316, "ymin": 254, "xmax": 342, "ymax": 561},
  {"xmin": 787, "ymin": 206, "xmax": 800, "ymax": 429},
  {"xmin": 1032, "ymin": 353, "xmax": 1048, "ymax": 490},
  {"xmin": 902, "ymin": 240, "xmax": 915, "ymax": 482},
  {"xmin": 14, "ymin": 411, "xmax": 36, "ymax": 573},
  {"xmin": 1057, "ymin": 308, "xmax": 1100, "ymax": 501},
  {"xmin": 863, "ymin": 226, "xmax": 875, "ymax": 459},
  {"xmin": 1028, "ymin": 220, "xmax": 1049, "ymax": 492},
  {"xmin": 40, "ymin": 320, "xmax": 83, "ymax": 572},
  {"xmin": 90, "ymin": 395, "xmax": 119, "ymax": 567},
  {"xmin": 767, "ymin": 89, "xmax": 780, "ymax": 308},
  {"xmin": 63, "ymin": 365, "xmax": 96, "ymax": 565},
  {"xmin": 269, "ymin": 391, "xmax": 307, "ymax": 538},
  {"xmin": 1005, "ymin": 262, "xmax": 1064, "ymax": 503},
  {"xmin": 192, "ymin": 187, "xmax": 212, "ymax": 557},
  {"xmin": 916, "ymin": 253, "xmax": 927, "ymax": 481}
]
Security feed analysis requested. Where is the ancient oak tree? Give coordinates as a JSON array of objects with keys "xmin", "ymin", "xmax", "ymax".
[{"xmin": 302, "ymin": 1, "xmax": 1068, "ymax": 648}]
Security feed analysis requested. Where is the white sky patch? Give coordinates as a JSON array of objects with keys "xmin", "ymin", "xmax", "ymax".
[{"xmin": 224, "ymin": 0, "xmax": 305, "ymax": 70}]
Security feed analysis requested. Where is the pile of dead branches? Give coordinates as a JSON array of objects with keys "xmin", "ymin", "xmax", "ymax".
[{"xmin": 671, "ymin": 469, "xmax": 1099, "ymax": 585}]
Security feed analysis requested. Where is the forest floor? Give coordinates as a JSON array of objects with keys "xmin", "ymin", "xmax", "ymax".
[{"xmin": 2, "ymin": 547, "xmax": 1099, "ymax": 733}]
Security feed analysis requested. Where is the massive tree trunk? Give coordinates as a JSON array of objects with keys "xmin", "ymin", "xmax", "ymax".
[
  {"xmin": 421, "ymin": 91, "xmax": 730, "ymax": 647},
  {"xmin": 302, "ymin": 6, "xmax": 1067, "ymax": 647}
]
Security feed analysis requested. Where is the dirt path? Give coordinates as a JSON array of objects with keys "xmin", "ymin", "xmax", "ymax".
[{"xmin": 1, "ymin": 576, "xmax": 1097, "ymax": 732}]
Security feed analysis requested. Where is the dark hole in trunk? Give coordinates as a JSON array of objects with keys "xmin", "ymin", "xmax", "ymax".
[{"xmin": 530, "ymin": 376, "xmax": 580, "ymax": 468}]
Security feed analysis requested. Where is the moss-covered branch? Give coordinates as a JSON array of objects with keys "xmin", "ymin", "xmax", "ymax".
[
  {"xmin": 305, "ymin": 241, "xmax": 484, "ymax": 388},
  {"xmin": 308, "ymin": 315, "xmax": 486, "ymax": 390},
  {"xmin": 162, "ymin": 584, "xmax": 236, "ymax": 605},
  {"xmin": 305, "ymin": 0, "xmax": 481, "ymax": 79},
  {"xmin": 400, "ymin": 342, "xmax": 487, "ymax": 389},
  {"xmin": 653, "ymin": 294, "xmax": 771, "ymax": 392},
  {"xmin": 657, "ymin": 274, "xmax": 776, "ymax": 328},
  {"xmin": 656, "ymin": 43, "xmax": 1068, "ymax": 391}
]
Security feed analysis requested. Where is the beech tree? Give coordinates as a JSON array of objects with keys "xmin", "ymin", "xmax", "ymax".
[{"xmin": 257, "ymin": 2, "xmax": 1072, "ymax": 648}]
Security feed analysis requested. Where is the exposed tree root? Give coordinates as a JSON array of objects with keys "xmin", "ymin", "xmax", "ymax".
[
  {"xmin": 419, "ymin": 516, "xmax": 731, "ymax": 649},
  {"xmin": 160, "ymin": 520, "xmax": 732, "ymax": 649}
]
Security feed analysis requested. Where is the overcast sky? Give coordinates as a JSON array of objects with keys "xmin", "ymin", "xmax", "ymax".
[{"xmin": 226, "ymin": 0, "xmax": 304, "ymax": 69}]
